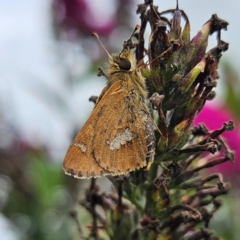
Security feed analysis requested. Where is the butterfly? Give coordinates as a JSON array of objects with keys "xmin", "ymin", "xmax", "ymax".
[{"xmin": 63, "ymin": 46, "xmax": 156, "ymax": 179}]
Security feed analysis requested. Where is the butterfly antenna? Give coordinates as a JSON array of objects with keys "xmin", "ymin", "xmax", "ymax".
[
  {"xmin": 121, "ymin": 24, "xmax": 140, "ymax": 55},
  {"xmin": 137, "ymin": 46, "xmax": 172, "ymax": 71},
  {"xmin": 130, "ymin": 24, "xmax": 140, "ymax": 38},
  {"xmin": 92, "ymin": 32, "xmax": 112, "ymax": 59},
  {"xmin": 147, "ymin": 47, "xmax": 172, "ymax": 68}
]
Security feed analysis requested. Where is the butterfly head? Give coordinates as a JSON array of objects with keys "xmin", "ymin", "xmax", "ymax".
[{"xmin": 109, "ymin": 48, "xmax": 136, "ymax": 73}]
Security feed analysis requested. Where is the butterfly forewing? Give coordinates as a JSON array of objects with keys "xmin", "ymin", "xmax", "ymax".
[
  {"xmin": 63, "ymin": 82, "xmax": 123, "ymax": 178},
  {"xmin": 93, "ymin": 81, "xmax": 154, "ymax": 174}
]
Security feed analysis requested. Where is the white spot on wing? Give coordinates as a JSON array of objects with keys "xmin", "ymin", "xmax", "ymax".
[
  {"xmin": 106, "ymin": 128, "xmax": 138, "ymax": 150},
  {"xmin": 125, "ymin": 128, "xmax": 132, "ymax": 141},
  {"xmin": 120, "ymin": 131, "xmax": 126, "ymax": 145},
  {"xmin": 74, "ymin": 142, "xmax": 86, "ymax": 152},
  {"xmin": 109, "ymin": 133, "xmax": 121, "ymax": 150}
]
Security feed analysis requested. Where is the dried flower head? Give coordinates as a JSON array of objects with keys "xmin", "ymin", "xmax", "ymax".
[{"xmin": 69, "ymin": 1, "xmax": 234, "ymax": 239}]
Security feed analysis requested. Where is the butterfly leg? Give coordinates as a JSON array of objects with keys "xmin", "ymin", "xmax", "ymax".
[{"xmin": 149, "ymin": 93, "xmax": 168, "ymax": 149}]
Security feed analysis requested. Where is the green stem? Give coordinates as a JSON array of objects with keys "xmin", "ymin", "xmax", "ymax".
[
  {"xmin": 144, "ymin": 162, "xmax": 159, "ymax": 214},
  {"xmin": 123, "ymin": 194, "xmax": 144, "ymax": 214}
]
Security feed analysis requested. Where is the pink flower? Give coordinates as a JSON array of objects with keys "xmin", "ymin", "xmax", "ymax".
[
  {"xmin": 194, "ymin": 104, "xmax": 240, "ymax": 182},
  {"xmin": 53, "ymin": 0, "xmax": 116, "ymax": 36}
]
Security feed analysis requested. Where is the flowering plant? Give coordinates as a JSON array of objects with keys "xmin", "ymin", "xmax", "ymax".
[{"xmin": 65, "ymin": 1, "xmax": 235, "ymax": 239}]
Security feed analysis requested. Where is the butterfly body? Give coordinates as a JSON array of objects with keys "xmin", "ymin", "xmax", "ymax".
[{"xmin": 63, "ymin": 48, "xmax": 155, "ymax": 178}]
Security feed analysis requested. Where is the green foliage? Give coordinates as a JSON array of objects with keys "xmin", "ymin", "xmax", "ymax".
[{"xmin": 3, "ymin": 151, "xmax": 73, "ymax": 240}]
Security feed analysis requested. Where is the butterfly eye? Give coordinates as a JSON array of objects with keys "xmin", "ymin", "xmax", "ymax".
[{"xmin": 118, "ymin": 58, "xmax": 131, "ymax": 71}]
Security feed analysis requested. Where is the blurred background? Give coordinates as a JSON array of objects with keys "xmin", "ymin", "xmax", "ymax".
[{"xmin": 0, "ymin": 0, "xmax": 240, "ymax": 239}]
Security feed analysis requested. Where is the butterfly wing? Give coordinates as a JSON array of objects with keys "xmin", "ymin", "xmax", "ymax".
[
  {"xmin": 63, "ymin": 80, "xmax": 155, "ymax": 178},
  {"xmin": 93, "ymin": 83, "xmax": 155, "ymax": 175},
  {"xmin": 63, "ymin": 81, "xmax": 123, "ymax": 178}
]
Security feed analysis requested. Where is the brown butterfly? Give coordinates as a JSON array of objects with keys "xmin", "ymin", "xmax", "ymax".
[{"xmin": 63, "ymin": 44, "xmax": 156, "ymax": 179}]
